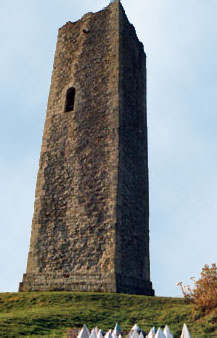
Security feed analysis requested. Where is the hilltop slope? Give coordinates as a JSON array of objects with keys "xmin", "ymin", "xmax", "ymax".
[{"xmin": 0, "ymin": 292, "xmax": 216, "ymax": 337}]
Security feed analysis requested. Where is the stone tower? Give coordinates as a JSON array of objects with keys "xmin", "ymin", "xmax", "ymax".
[{"xmin": 19, "ymin": 0, "xmax": 154, "ymax": 296}]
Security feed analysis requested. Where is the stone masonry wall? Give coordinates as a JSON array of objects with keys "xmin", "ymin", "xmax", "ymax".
[
  {"xmin": 20, "ymin": 2, "xmax": 120, "ymax": 292},
  {"xmin": 20, "ymin": 1, "xmax": 154, "ymax": 295},
  {"xmin": 115, "ymin": 5, "xmax": 153, "ymax": 295}
]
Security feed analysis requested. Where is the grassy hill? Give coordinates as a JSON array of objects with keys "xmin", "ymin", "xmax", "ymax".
[{"xmin": 0, "ymin": 292, "xmax": 217, "ymax": 337}]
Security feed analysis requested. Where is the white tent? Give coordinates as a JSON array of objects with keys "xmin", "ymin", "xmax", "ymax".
[
  {"xmin": 130, "ymin": 331, "xmax": 140, "ymax": 338},
  {"xmin": 147, "ymin": 327, "xmax": 156, "ymax": 338},
  {"xmin": 113, "ymin": 323, "xmax": 122, "ymax": 336},
  {"xmin": 78, "ymin": 325, "xmax": 90, "ymax": 338},
  {"xmin": 105, "ymin": 330, "xmax": 113, "ymax": 338},
  {"xmin": 128, "ymin": 323, "xmax": 142, "ymax": 338},
  {"xmin": 131, "ymin": 324, "xmax": 141, "ymax": 333},
  {"xmin": 181, "ymin": 324, "xmax": 191, "ymax": 338},
  {"xmin": 90, "ymin": 328, "xmax": 98, "ymax": 338},
  {"xmin": 163, "ymin": 325, "xmax": 173, "ymax": 338},
  {"xmin": 97, "ymin": 329, "xmax": 104, "ymax": 338},
  {"xmin": 155, "ymin": 328, "xmax": 165, "ymax": 338}
]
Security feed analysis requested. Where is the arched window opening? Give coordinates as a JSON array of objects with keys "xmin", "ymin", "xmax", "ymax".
[{"xmin": 65, "ymin": 87, "xmax": 75, "ymax": 112}]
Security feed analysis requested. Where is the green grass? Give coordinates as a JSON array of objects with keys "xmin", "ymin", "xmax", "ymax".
[{"xmin": 0, "ymin": 292, "xmax": 217, "ymax": 337}]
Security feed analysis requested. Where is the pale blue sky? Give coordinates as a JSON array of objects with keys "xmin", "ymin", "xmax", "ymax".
[{"xmin": 0, "ymin": 0, "xmax": 217, "ymax": 297}]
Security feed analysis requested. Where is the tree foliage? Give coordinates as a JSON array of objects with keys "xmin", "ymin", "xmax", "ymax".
[{"xmin": 178, "ymin": 263, "xmax": 217, "ymax": 313}]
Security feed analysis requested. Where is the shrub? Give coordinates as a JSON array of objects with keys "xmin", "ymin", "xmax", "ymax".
[{"xmin": 177, "ymin": 263, "xmax": 217, "ymax": 313}]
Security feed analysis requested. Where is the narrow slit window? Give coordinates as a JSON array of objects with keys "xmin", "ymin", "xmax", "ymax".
[{"xmin": 65, "ymin": 87, "xmax": 75, "ymax": 112}]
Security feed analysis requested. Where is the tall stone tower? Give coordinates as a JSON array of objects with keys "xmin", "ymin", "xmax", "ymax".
[{"xmin": 19, "ymin": 0, "xmax": 154, "ymax": 296}]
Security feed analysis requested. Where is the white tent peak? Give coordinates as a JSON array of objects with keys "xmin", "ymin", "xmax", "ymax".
[
  {"xmin": 78, "ymin": 325, "xmax": 90, "ymax": 338},
  {"xmin": 131, "ymin": 324, "xmax": 141, "ymax": 332},
  {"xmin": 181, "ymin": 324, "xmax": 191, "ymax": 338},
  {"xmin": 147, "ymin": 327, "xmax": 156, "ymax": 338},
  {"xmin": 97, "ymin": 329, "xmax": 104, "ymax": 338},
  {"xmin": 155, "ymin": 328, "xmax": 166, "ymax": 338},
  {"xmin": 90, "ymin": 328, "xmax": 98, "ymax": 338},
  {"xmin": 163, "ymin": 325, "xmax": 173, "ymax": 338},
  {"xmin": 105, "ymin": 330, "xmax": 112, "ymax": 338},
  {"xmin": 113, "ymin": 323, "xmax": 122, "ymax": 335}
]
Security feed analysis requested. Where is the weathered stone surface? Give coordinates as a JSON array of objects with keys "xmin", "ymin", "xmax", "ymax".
[{"xmin": 19, "ymin": 1, "xmax": 154, "ymax": 296}]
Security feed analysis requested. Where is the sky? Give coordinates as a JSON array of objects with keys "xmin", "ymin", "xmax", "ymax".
[{"xmin": 0, "ymin": 0, "xmax": 217, "ymax": 297}]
